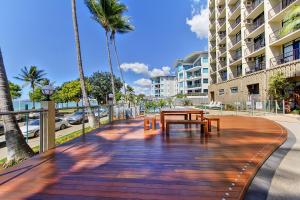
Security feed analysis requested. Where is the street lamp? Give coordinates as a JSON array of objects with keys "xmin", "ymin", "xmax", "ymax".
[{"xmin": 42, "ymin": 85, "xmax": 54, "ymax": 101}]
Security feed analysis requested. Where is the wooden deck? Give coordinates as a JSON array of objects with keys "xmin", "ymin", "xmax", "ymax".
[{"xmin": 0, "ymin": 116, "xmax": 287, "ymax": 200}]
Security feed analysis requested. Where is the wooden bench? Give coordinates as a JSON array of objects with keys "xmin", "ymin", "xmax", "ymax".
[
  {"xmin": 196, "ymin": 115, "xmax": 220, "ymax": 132},
  {"xmin": 144, "ymin": 116, "xmax": 156, "ymax": 130},
  {"xmin": 165, "ymin": 120, "xmax": 208, "ymax": 135}
]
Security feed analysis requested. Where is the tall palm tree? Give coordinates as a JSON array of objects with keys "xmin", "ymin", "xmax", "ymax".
[
  {"xmin": 110, "ymin": 15, "xmax": 134, "ymax": 98},
  {"xmin": 85, "ymin": 0, "xmax": 127, "ymax": 104},
  {"xmin": 14, "ymin": 66, "xmax": 46, "ymax": 108},
  {"xmin": 0, "ymin": 48, "xmax": 34, "ymax": 164},
  {"xmin": 71, "ymin": 0, "xmax": 98, "ymax": 128}
]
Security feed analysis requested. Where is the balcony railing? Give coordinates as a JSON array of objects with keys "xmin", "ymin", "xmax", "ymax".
[
  {"xmin": 245, "ymin": 19, "xmax": 264, "ymax": 37},
  {"xmin": 211, "ymin": 64, "xmax": 217, "ymax": 72},
  {"xmin": 229, "ymin": 1, "xmax": 241, "ymax": 16},
  {"xmin": 187, "ymin": 84, "xmax": 202, "ymax": 88},
  {"xmin": 218, "ymin": 18, "xmax": 226, "ymax": 28},
  {"xmin": 209, "ymin": 10, "xmax": 215, "ymax": 19},
  {"xmin": 218, "ymin": 32, "xmax": 226, "ymax": 41},
  {"xmin": 219, "ymin": 47, "xmax": 226, "ymax": 55},
  {"xmin": 246, "ymin": 61, "xmax": 265, "ymax": 74},
  {"xmin": 229, "ymin": 37, "xmax": 241, "ymax": 49},
  {"xmin": 228, "ymin": 20, "xmax": 241, "ymax": 33},
  {"xmin": 246, "ymin": 0, "xmax": 264, "ymax": 17},
  {"xmin": 269, "ymin": 26, "xmax": 299, "ymax": 44},
  {"xmin": 245, "ymin": 41, "xmax": 265, "ymax": 55},
  {"xmin": 218, "ymin": 61, "xmax": 227, "ymax": 69},
  {"xmin": 230, "ymin": 54, "xmax": 242, "ymax": 64},
  {"xmin": 270, "ymin": 48, "xmax": 300, "ymax": 67},
  {"xmin": 268, "ymin": 0, "xmax": 296, "ymax": 19},
  {"xmin": 218, "ymin": 6, "xmax": 225, "ymax": 15}
]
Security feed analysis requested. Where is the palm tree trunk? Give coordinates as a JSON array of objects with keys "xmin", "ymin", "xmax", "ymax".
[
  {"xmin": 31, "ymin": 83, "xmax": 35, "ymax": 109},
  {"xmin": 105, "ymin": 31, "xmax": 116, "ymax": 104},
  {"xmin": 71, "ymin": 0, "xmax": 97, "ymax": 128},
  {"xmin": 0, "ymin": 48, "xmax": 34, "ymax": 164},
  {"xmin": 112, "ymin": 38, "xmax": 126, "ymax": 98}
]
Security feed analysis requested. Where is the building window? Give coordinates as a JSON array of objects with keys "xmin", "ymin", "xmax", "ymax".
[
  {"xmin": 203, "ymin": 68, "xmax": 209, "ymax": 73},
  {"xmin": 219, "ymin": 89, "xmax": 225, "ymax": 96},
  {"xmin": 178, "ymin": 73, "xmax": 183, "ymax": 79},
  {"xmin": 178, "ymin": 65, "xmax": 183, "ymax": 71},
  {"xmin": 203, "ymin": 57, "xmax": 208, "ymax": 63},
  {"xmin": 203, "ymin": 89, "xmax": 208, "ymax": 94},
  {"xmin": 230, "ymin": 87, "xmax": 238, "ymax": 93},
  {"xmin": 203, "ymin": 78, "xmax": 209, "ymax": 83}
]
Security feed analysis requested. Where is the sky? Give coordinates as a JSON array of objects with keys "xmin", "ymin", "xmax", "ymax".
[{"xmin": 0, "ymin": 0, "xmax": 209, "ymax": 98}]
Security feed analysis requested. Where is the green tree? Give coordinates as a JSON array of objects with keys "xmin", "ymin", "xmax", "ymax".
[
  {"xmin": 29, "ymin": 78, "xmax": 55, "ymax": 102},
  {"xmin": 85, "ymin": 0, "xmax": 128, "ymax": 104},
  {"xmin": 89, "ymin": 72, "xmax": 123, "ymax": 104},
  {"xmin": 0, "ymin": 48, "xmax": 34, "ymax": 165},
  {"xmin": 176, "ymin": 93, "xmax": 187, "ymax": 99},
  {"xmin": 14, "ymin": 66, "xmax": 46, "ymax": 108},
  {"xmin": 157, "ymin": 99, "xmax": 167, "ymax": 108},
  {"xmin": 9, "ymin": 82, "xmax": 22, "ymax": 99},
  {"xmin": 71, "ymin": 0, "xmax": 97, "ymax": 128},
  {"xmin": 268, "ymin": 72, "xmax": 293, "ymax": 100},
  {"xmin": 110, "ymin": 15, "xmax": 134, "ymax": 97},
  {"xmin": 280, "ymin": 6, "xmax": 300, "ymax": 37}
]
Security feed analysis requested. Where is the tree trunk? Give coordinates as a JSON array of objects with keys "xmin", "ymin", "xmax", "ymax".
[
  {"xmin": 105, "ymin": 31, "xmax": 116, "ymax": 104},
  {"xmin": 31, "ymin": 83, "xmax": 35, "ymax": 109},
  {"xmin": 71, "ymin": 0, "xmax": 97, "ymax": 128},
  {"xmin": 0, "ymin": 48, "xmax": 34, "ymax": 164},
  {"xmin": 112, "ymin": 38, "xmax": 126, "ymax": 98}
]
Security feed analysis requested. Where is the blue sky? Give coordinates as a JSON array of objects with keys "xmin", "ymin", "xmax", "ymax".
[{"xmin": 0, "ymin": 0, "xmax": 208, "ymax": 98}]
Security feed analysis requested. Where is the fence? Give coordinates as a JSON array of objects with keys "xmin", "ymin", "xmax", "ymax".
[{"xmin": 0, "ymin": 102, "xmax": 142, "ymax": 163}]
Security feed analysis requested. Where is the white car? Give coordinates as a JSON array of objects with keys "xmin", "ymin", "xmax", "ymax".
[{"xmin": 20, "ymin": 118, "xmax": 69, "ymax": 138}]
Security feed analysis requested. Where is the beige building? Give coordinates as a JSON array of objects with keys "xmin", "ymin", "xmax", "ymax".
[{"xmin": 208, "ymin": 0, "xmax": 300, "ymax": 105}]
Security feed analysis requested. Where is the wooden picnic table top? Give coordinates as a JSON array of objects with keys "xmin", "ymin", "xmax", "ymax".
[{"xmin": 160, "ymin": 108, "xmax": 203, "ymax": 114}]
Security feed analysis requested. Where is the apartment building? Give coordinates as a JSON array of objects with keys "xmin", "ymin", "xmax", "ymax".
[
  {"xmin": 150, "ymin": 75, "xmax": 177, "ymax": 98},
  {"xmin": 208, "ymin": 0, "xmax": 300, "ymax": 104},
  {"xmin": 175, "ymin": 51, "xmax": 210, "ymax": 96}
]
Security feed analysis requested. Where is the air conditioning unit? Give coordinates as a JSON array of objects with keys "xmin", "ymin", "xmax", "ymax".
[
  {"xmin": 219, "ymin": 44, "xmax": 226, "ymax": 48},
  {"xmin": 245, "ymin": 1, "xmax": 252, "ymax": 7},
  {"xmin": 246, "ymin": 57, "xmax": 254, "ymax": 62},
  {"xmin": 245, "ymin": 38, "xmax": 253, "ymax": 43},
  {"xmin": 219, "ymin": 57, "xmax": 226, "ymax": 62},
  {"xmin": 244, "ymin": 19, "xmax": 253, "ymax": 25}
]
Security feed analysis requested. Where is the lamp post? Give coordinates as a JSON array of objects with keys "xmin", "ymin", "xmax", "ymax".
[{"xmin": 41, "ymin": 85, "xmax": 55, "ymax": 101}]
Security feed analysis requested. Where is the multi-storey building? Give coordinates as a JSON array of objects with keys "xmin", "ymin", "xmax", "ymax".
[
  {"xmin": 175, "ymin": 51, "xmax": 210, "ymax": 96},
  {"xmin": 150, "ymin": 75, "xmax": 177, "ymax": 98},
  {"xmin": 208, "ymin": 0, "xmax": 300, "ymax": 104}
]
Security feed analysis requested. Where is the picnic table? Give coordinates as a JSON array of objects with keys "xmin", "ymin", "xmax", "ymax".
[{"xmin": 160, "ymin": 108, "xmax": 204, "ymax": 131}]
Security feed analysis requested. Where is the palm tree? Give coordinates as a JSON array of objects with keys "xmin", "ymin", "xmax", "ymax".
[
  {"xmin": 14, "ymin": 66, "xmax": 46, "ymax": 108},
  {"xmin": 85, "ymin": 0, "xmax": 127, "ymax": 104},
  {"xmin": 71, "ymin": 0, "xmax": 98, "ymax": 128},
  {"xmin": 0, "ymin": 48, "xmax": 34, "ymax": 165},
  {"xmin": 110, "ymin": 15, "xmax": 134, "ymax": 98}
]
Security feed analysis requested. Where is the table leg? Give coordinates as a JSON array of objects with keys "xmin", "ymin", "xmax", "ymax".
[{"xmin": 161, "ymin": 113, "xmax": 165, "ymax": 132}]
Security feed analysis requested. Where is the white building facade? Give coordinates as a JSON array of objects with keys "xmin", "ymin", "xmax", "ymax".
[
  {"xmin": 150, "ymin": 76, "xmax": 177, "ymax": 98},
  {"xmin": 175, "ymin": 51, "xmax": 210, "ymax": 96}
]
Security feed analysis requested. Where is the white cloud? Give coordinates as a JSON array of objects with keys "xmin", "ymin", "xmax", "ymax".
[
  {"xmin": 121, "ymin": 62, "xmax": 171, "ymax": 78},
  {"xmin": 132, "ymin": 86, "xmax": 151, "ymax": 95},
  {"xmin": 186, "ymin": 1, "xmax": 209, "ymax": 39},
  {"xmin": 149, "ymin": 66, "xmax": 171, "ymax": 77},
  {"xmin": 120, "ymin": 62, "xmax": 149, "ymax": 74},
  {"xmin": 134, "ymin": 78, "xmax": 151, "ymax": 87}
]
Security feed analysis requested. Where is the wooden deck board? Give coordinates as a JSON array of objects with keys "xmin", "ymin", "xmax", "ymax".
[{"xmin": 0, "ymin": 116, "xmax": 287, "ymax": 200}]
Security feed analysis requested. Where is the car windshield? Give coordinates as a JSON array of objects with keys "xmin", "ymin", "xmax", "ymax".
[
  {"xmin": 29, "ymin": 120, "xmax": 40, "ymax": 126},
  {"xmin": 73, "ymin": 112, "xmax": 83, "ymax": 116}
]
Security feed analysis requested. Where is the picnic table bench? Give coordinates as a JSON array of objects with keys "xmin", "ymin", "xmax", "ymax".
[{"xmin": 165, "ymin": 120, "xmax": 208, "ymax": 135}]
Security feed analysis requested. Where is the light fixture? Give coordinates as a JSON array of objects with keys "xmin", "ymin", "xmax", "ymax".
[{"xmin": 41, "ymin": 85, "xmax": 54, "ymax": 101}]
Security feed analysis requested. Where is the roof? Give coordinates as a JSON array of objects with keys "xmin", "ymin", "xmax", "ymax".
[{"xmin": 174, "ymin": 51, "xmax": 208, "ymax": 67}]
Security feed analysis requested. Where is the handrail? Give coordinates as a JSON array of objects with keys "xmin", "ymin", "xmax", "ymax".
[
  {"xmin": 270, "ymin": 48, "xmax": 300, "ymax": 67},
  {"xmin": 245, "ymin": 41, "xmax": 265, "ymax": 55},
  {"xmin": 229, "ymin": 1, "xmax": 241, "ymax": 16},
  {"xmin": 246, "ymin": 61, "xmax": 265, "ymax": 74},
  {"xmin": 229, "ymin": 20, "xmax": 241, "ymax": 32},
  {"xmin": 246, "ymin": 0, "xmax": 264, "ymax": 17},
  {"xmin": 269, "ymin": 26, "xmax": 299, "ymax": 44},
  {"xmin": 0, "ymin": 109, "xmax": 47, "ymax": 116},
  {"xmin": 268, "ymin": 0, "xmax": 296, "ymax": 19}
]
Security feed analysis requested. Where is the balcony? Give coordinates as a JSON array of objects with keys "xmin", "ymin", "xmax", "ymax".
[
  {"xmin": 209, "ymin": 10, "xmax": 215, "ymax": 20},
  {"xmin": 228, "ymin": 20, "xmax": 241, "ymax": 36},
  {"xmin": 218, "ymin": 61, "xmax": 227, "ymax": 70},
  {"xmin": 245, "ymin": 41, "xmax": 265, "ymax": 56},
  {"xmin": 209, "ymin": 33, "xmax": 216, "ymax": 41},
  {"xmin": 229, "ymin": 54, "xmax": 242, "ymax": 65},
  {"xmin": 269, "ymin": 26, "xmax": 300, "ymax": 46},
  {"xmin": 244, "ymin": 19, "xmax": 264, "ymax": 38},
  {"xmin": 187, "ymin": 83, "xmax": 202, "ymax": 89},
  {"xmin": 228, "ymin": 1, "xmax": 241, "ymax": 20},
  {"xmin": 246, "ymin": 61, "xmax": 265, "ymax": 74},
  {"xmin": 268, "ymin": 0, "xmax": 298, "ymax": 22},
  {"xmin": 245, "ymin": 0, "xmax": 264, "ymax": 19},
  {"xmin": 209, "ymin": 0, "xmax": 215, "ymax": 8},
  {"xmin": 209, "ymin": 21, "xmax": 216, "ymax": 30},
  {"xmin": 211, "ymin": 64, "xmax": 217, "ymax": 73},
  {"xmin": 228, "ymin": 36, "xmax": 242, "ymax": 50},
  {"xmin": 218, "ymin": 47, "xmax": 226, "ymax": 56},
  {"xmin": 217, "ymin": 18, "xmax": 226, "ymax": 30},
  {"xmin": 270, "ymin": 48, "xmax": 300, "ymax": 67},
  {"xmin": 218, "ymin": 6, "xmax": 226, "ymax": 18}
]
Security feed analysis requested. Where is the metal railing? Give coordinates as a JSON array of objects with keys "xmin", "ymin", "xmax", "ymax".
[
  {"xmin": 229, "ymin": 1, "xmax": 241, "ymax": 16},
  {"xmin": 218, "ymin": 18, "xmax": 226, "ymax": 28},
  {"xmin": 245, "ymin": 19, "xmax": 264, "ymax": 37},
  {"xmin": 228, "ymin": 20, "xmax": 241, "ymax": 33},
  {"xmin": 219, "ymin": 47, "xmax": 226, "ymax": 55},
  {"xmin": 268, "ymin": 0, "xmax": 296, "ymax": 19},
  {"xmin": 246, "ymin": 61, "xmax": 266, "ymax": 74},
  {"xmin": 270, "ymin": 48, "xmax": 300, "ymax": 67},
  {"xmin": 230, "ymin": 53, "xmax": 242, "ymax": 64},
  {"xmin": 245, "ymin": 41, "xmax": 265, "ymax": 55},
  {"xmin": 187, "ymin": 84, "xmax": 202, "ymax": 88},
  {"xmin": 229, "ymin": 36, "xmax": 241, "ymax": 49},
  {"xmin": 218, "ymin": 61, "xmax": 227, "ymax": 69},
  {"xmin": 269, "ymin": 26, "xmax": 299, "ymax": 44},
  {"xmin": 245, "ymin": 0, "xmax": 264, "ymax": 17}
]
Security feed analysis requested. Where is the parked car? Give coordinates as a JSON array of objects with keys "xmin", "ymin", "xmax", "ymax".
[
  {"xmin": 20, "ymin": 118, "xmax": 68, "ymax": 138},
  {"xmin": 66, "ymin": 111, "xmax": 88, "ymax": 125}
]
